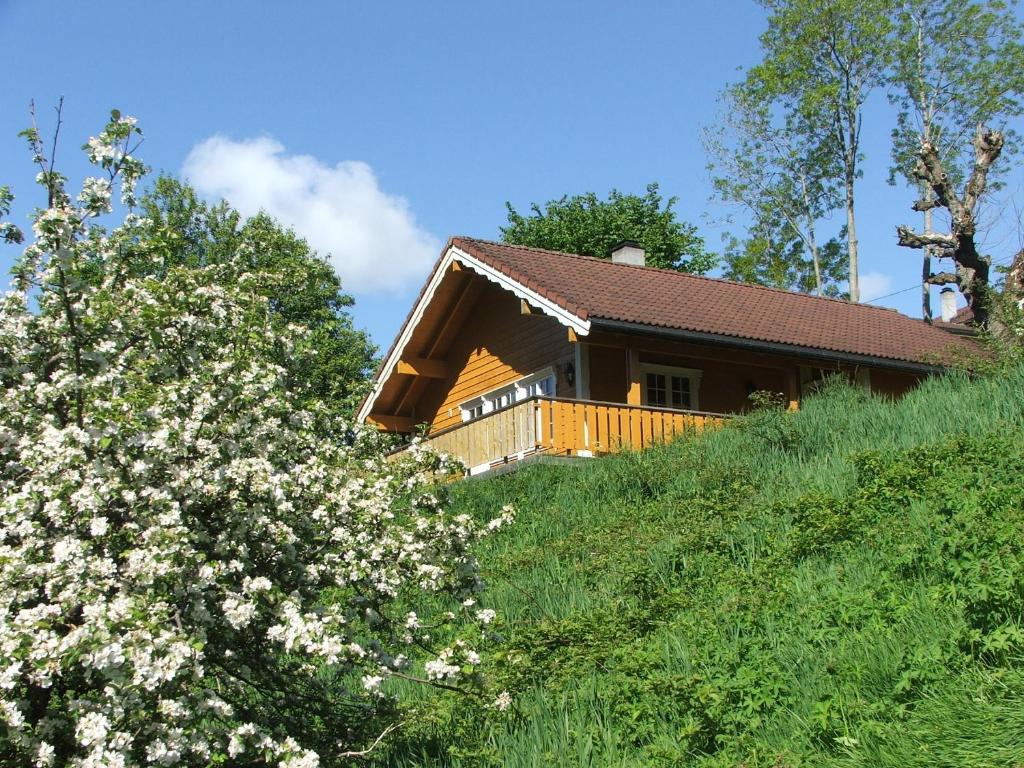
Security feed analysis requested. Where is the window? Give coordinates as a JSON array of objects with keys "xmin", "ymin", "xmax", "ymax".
[
  {"xmin": 639, "ymin": 364, "xmax": 700, "ymax": 410},
  {"xmin": 460, "ymin": 368, "xmax": 556, "ymax": 422}
]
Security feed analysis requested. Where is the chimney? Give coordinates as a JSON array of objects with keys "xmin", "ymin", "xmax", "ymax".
[
  {"xmin": 940, "ymin": 287, "xmax": 957, "ymax": 322},
  {"xmin": 610, "ymin": 240, "xmax": 646, "ymax": 266}
]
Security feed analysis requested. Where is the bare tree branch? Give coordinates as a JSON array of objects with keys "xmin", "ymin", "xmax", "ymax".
[
  {"xmin": 911, "ymin": 197, "xmax": 941, "ymax": 212},
  {"xmin": 337, "ymin": 721, "xmax": 404, "ymax": 759},
  {"xmin": 925, "ymin": 271, "xmax": 958, "ymax": 285},
  {"xmin": 963, "ymin": 126, "xmax": 1004, "ymax": 216},
  {"xmin": 896, "ymin": 225, "xmax": 956, "ymax": 250},
  {"xmin": 901, "ymin": 126, "xmax": 1002, "ymax": 328}
]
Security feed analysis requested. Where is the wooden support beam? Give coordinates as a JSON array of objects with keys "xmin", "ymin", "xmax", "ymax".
[
  {"xmin": 520, "ymin": 298, "xmax": 536, "ymax": 315},
  {"xmin": 568, "ymin": 327, "xmax": 579, "ymax": 343},
  {"xmin": 367, "ymin": 414, "xmax": 415, "ymax": 432},
  {"xmin": 626, "ymin": 348, "xmax": 642, "ymax": 405},
  {"xmin": 450, "ymin": 260, "xmax": 464, "ymax": 272},
  {"xmin": 784, "ymin": 368, "xmax": 800, "ymax": 411},
  {"xmin": 396, "ymin": 357, "xmax": 450, "ymax": 379}
]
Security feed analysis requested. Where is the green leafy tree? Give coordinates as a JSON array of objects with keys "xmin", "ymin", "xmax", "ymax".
[
  {"xmin": 889, "ymin": 0, "xmax": 1024, "ymax": 323},
  {"xmin": 722, "ymin": 206, "xmax": 848, "ymax": 296},
  {"xmin": 501, "ymin": 183, "xmax": 716, "ymax": 273},
  {"xmin": 748, "ymin": 0, "xmax": 895, "ymax": 302},
  {"xmin": 706, "ymin": 83, "xmax": 847, "ymax": 295},
  {"xmin": 138, "ymin": 177, "xmax": 376, "ymax": 416}
]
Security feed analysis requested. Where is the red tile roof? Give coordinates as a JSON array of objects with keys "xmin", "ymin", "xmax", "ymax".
[{"xmin": 452, "ymin": 237, "xmax": 977, "ymax": 367}]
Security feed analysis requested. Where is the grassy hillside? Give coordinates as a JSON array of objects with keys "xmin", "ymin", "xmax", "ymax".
[{"xmin": 375, "ymin": 367, "xmax": 1024, "ymax": 767}]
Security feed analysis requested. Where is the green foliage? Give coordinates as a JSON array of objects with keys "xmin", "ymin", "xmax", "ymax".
[
  {"xmin": 370, "ymin": 365, "xmax": 1024, "ymax": 766},
  {"xmin": 0, "ymin": 185, "xmax": 23, "ymax": 244},
  {"xmin": 501, "ymin": 183, "xmax": 716, "ymax": 274},
  {"xmin": 728, "ymin": 0, "xmax": 895, "ymax": 301},
  {"xmin": 721, "ymin": 219, "xmax": 848, "ymax": 296},
  {"xmin": 737, "ymin": 388, "xmax": 800, "ymax": 452},
  {"xmin": 138, "ymin": 176, "xmax": 376, "ymax": 416},
  {"xmin": 706, "ymin": 81, "xmax": 848, "ymax": 296}
]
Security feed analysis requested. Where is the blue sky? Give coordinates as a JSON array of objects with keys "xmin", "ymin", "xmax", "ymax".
[{"xmin": 3, "ymin": 1, "xmax": 1023, "ymax": 349}]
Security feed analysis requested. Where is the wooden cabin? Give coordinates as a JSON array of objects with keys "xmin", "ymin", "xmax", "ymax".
[{"xmin": 357, "ymin": 237, "xmax": 976, "ymax": 475}]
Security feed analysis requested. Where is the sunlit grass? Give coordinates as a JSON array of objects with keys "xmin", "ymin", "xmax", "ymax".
[{"xmin": 374, "ymin": 366, "xmax": 1024, "ymax": 767}]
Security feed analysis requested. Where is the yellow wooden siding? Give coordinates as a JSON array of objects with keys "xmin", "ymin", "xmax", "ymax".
[
  {"xmin": 587, "ymin": 342, "xmax": 789, "ymax": 414},
  {"xmin": 418, "ymin": 283, "xmax": 574, "ymax": 433},
  {"xmin": 583, "ymin": 331, "xmax": 925, "ymax": 414}
]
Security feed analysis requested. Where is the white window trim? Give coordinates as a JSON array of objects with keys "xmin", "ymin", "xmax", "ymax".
[
  {"xmin": 459, "ymin": 367, "xmax": 556, "ymax": 422},
  {"xmin": 639, "ymin": 363, "xmax": 702, "ymax": 411}
]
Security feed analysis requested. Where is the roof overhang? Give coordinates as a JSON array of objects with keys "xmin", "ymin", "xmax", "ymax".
[
  {"xmin": 356, "ymin": 243, "xmax": 591, "ymax": 424},
  {"xmin": 590, "ymin": 318, "xmax": 952, "ymax": 375}
]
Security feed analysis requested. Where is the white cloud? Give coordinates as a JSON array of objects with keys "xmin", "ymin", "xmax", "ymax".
[
  {"xmin": 859, "ymin": 271, "xmax": 894, "ymax": 303},
  {"xmin": 182, "ymin": 136, "xmax": 439, "ymax": 294}
]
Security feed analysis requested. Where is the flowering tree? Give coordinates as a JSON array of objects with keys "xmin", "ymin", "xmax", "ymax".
[
  {"xmin": 0, "ymin": 113, "xmax": 511, "ymax": 767},
  {"xmin": 136, "ymin": 177, "xmax": 377, "ymax": 418}
]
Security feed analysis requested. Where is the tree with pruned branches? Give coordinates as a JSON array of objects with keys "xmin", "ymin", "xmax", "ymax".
[{"xmin": 890, "ymin": 0, "xmax": 1024, "ymax": 325}]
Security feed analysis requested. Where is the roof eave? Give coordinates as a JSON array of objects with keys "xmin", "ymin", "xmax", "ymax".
[{"xmin": 590, "ymin": 318, "xmax": 954, "ymax": 375}]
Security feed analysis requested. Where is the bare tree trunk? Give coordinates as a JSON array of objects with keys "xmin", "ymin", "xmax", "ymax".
[
  {"xmin": 799, "ymin": 174, "xmax": 823, "ymax": 294},
  {"xmin": 842, "ymin": 110, "xmax": 860, "ymax": 302},
  {"xmin": 922, "ymin": 184, "xmax": 933, "ymax": 321},
  {"xmin": 846, "ymin": 172, "xmax": 859, "ymax": 302},
  {"xmin": 916, "ymin": 17, "xmax": 932, "ymax": 322}
]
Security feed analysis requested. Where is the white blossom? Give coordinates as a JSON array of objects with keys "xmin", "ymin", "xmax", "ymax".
[
  {"xmin": 361, "ymin": 674, "xmax": 384, "ymax": 693},
  {"xmin": 0, "ymin": 114, "xmax": 513, "ymax": 766},
  {"xmin": 74, "ymin": 712, "xmax": 110, "ymax": 748},
  {"xmin": 492, "ymin": 690, "xmax": 513, "ymax": 711}
]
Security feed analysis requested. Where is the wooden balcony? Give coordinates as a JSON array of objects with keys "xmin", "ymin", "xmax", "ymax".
[{"xmin": 410, "ymin": 397, "xmax": 728, "ymax": 475}]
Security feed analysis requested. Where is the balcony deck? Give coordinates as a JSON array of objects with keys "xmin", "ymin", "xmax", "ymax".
[{"xmin": 409, "ymin": 396, "xmax": 729, "ymax": 475}]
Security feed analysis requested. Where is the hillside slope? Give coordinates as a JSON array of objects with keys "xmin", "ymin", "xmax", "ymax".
[{"xmin": 378, "ymin": 367, "xmax": 1024, "ymax": 767}]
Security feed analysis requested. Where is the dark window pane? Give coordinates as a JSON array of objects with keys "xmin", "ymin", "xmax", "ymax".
[
  {"xmin": 671, "ymin": 376, "xmax": 692, "ymax": 409},
  {"xmin": 646, "ymin": 373, "xmax": 667, "ymax": 406}
]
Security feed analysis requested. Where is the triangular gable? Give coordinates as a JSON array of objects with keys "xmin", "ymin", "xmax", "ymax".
[{"xmin": 356, "ymin": 241, "xmax": 590, "ymax": 424}]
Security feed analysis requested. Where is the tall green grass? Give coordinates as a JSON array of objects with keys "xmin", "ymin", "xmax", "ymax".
[{"xmin": 372, "ymin": 367, "xmax": 1024, "ymax": 767}]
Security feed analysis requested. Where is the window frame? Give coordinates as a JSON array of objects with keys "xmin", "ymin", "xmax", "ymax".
[
  {"xmin": 459, "ymin": 367, "xmax": 556, "ymax": 422},
  {"xmin": 638, "ymin": 363, "xmax": 702, "ymax": 411}
]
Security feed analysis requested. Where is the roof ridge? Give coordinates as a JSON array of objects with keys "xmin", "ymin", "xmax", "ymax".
[{"xmin": 455, "ymin": 235, "xmax": 908, "ymax": 318}]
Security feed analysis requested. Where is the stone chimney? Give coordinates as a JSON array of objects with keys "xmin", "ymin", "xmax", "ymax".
[
  {"xmin": 610, "ymin": 240, "xmax": 646, "ymax": 266},
  {"xmin": 940, "ymin": 287, "xmax": 957, "ymax": 322}
]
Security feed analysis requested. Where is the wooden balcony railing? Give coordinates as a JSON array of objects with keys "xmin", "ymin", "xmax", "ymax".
[{"xmin": 412, "ymin": 397, "xmax": 728, "ymax": 475}]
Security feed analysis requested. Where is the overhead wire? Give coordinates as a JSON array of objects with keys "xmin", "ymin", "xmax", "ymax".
[{"xmin": 862, "ymin": 252, "xmax": 1020, "ymax": 305}]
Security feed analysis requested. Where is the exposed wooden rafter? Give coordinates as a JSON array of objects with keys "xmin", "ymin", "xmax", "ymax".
[
  {"xmin": 366, "ymin": 414, "xmax": 415, "ymax": 432},
  {"xmin": 391, "ymin": 274, "xmax": 483, "ymax": 419},
  {"xmin": 396, "ymin": 357, "xmax": 450, "ymax": 379}
]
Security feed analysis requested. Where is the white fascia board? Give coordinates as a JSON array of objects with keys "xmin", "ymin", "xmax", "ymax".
[
  {"xmin": 449, "ymin": 246, "xmax": 591, "ymax": 337},
  {"xmin": 356, "ymin": 249, "xmax": 459, "ymax": 423},
  {"xmin": 357, "ymin": 245, "xmax": 590, "ymax": 424}
]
